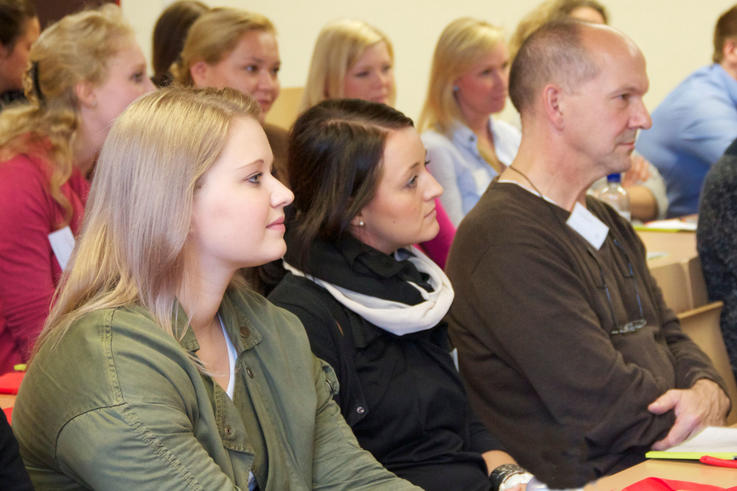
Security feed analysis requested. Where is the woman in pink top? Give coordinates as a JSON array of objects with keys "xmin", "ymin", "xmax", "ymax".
[
  {"xmin": 301, "ymin": 19, "xmax": 455, "ymax": 267},
  {"xmin": 0, "ymin": 5, "xmax": 153, "ymax": 373}
]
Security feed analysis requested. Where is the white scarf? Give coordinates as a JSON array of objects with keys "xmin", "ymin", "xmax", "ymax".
[{"xmin": 283, "ymin": 246, "xmax": 455, "ymax": 336}]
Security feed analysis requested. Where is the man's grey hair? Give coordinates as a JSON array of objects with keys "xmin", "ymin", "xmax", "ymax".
[{"xmin": 509, "ymin": 20, "xmax": 601, "ymax": 115}]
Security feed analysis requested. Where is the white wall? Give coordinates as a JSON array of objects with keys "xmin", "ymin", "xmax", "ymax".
[{"xmin": 123, "ymin": 0, "xmax": 737, "ymax": 124}]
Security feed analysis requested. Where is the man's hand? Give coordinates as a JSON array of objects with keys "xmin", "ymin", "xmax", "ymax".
[
  {"xmin": 648, "ymin": 379, "xmax": 730, "ymax": 450},
  {"xmin": 622, "ymin": 154, "xmax": 651, "ymax": 186}
]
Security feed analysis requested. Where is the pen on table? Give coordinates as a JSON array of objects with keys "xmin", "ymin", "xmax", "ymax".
[{"xmin": 699, "ymin": 455, "xmax": 737, "ymax": 468}]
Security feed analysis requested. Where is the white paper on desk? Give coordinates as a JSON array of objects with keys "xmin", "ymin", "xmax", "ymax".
[
  {"xmin": 666, "ymin": 426, "xmax": 737, "ymax": 453},
  {"xmin": 640, "ymin": 218, "xmax": 697, "ymax": 232},
  {"xmin": 48, "ymin": 226, "xmax": 75, "ymax": 271},
  {"xmin": 646, "ymin": 251, "xmax": 668, "ymax": 261}
]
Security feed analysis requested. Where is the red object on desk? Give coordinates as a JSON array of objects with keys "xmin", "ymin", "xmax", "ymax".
[
  {"xmin": 701, "ymin": 455, "xmax": 737, "ymax": 469},
  {"xmin": 0, "ymin": 371, "xmax": 24, "ymax": 394},
  {"xmin": 624, "ymin": 478, "xmax": 737, "ymax": 490}
]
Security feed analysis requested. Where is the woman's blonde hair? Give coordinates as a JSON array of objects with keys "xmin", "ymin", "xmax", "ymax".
[
  {"xmin": 0, "ymin": 4, "xmax": 133, "ymax": 226},
  {"xmin": 418, "ymin": 17, "xmax": 505, "ymax": 134},
  {"xmin": 171, "ymin": 7, "xmax": 274, "ymax": 86},
  {"xmin": 33, "ymin": 87, "xmax": 260, "ymax": 356},
  {"xmin": 300, "ymin": 19, "xmax": 395, "ymax": 111},
  {"xmin": 509, "ymin": 0, "xmax": 609, "ymax": 60}
]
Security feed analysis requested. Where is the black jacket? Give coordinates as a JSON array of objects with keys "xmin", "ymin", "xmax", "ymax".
[{"xmin": 269, "ymin": 236, "xmax": 500, "ymax": 491}]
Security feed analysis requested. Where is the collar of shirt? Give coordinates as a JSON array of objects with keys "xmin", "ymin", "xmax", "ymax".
[{"xmin": 176, "ymin": 287, "xmax": 264, "ymax": 357}]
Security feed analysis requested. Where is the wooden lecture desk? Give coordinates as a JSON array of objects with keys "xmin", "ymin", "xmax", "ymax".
[
  {"xmin": 638, "ymin": 229, "xmax": 708, "ymax": 314},
  {"xmin": 1, "ymin": 393, "xmax": 16, "ymax": 409}
]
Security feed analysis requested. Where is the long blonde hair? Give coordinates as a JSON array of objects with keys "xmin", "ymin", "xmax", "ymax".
[
  {"xmin": 0, "ymin": 4, "xmax": 133, "ymax": 227},
  {"xmin": 418, "ymin": 17, "xmax": 505, "ymax": 134},
  {"xmin": 300, "ymin": 19, "xmax": 395, "ymax": 111},
  {"xmin": 33, "ymin": 87, "xmax": 261, "ymax": 356},
  {"xmin": 171, "ymin": 7, "xmax": 275, "ymax": 86}
]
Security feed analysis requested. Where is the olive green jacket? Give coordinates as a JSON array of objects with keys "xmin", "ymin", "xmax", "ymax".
[{"xmin": 13, "ymin": 287, "xmax": 417, "ymax": 490}]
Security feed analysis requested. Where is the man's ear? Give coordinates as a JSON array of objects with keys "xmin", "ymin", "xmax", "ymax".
[
  {"xmin": 542, "ymin": 83, "xmax": 565, "ymax": 131},
  {"xmin": 75, "ymin": 80, "xmax": 97, "ymax": 109},
  {"xmin": 190, "ymin": 61, "xmax": 210, "ymax": 87}
]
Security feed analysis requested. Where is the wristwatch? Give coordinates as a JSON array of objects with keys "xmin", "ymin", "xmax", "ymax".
[{"xmin": 490, "ymin": 464, "xmax": 534, "ymax": 491}]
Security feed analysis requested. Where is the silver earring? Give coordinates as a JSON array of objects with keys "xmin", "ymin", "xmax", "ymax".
[
  {"xmin": 453, "ymin": 86, "xmax": 459, "ymax": 93},
  {"xmin": 358, "ymin": 219, "xmax": 365, "ymax": 227}
]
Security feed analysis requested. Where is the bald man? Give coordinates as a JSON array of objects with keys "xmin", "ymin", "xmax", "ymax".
[{"xmin": 446, "ymin": 21, "xmax": 729, "ymax": 488}]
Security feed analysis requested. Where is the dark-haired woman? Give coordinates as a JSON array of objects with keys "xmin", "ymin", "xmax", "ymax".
[
  {"xmin": 269, "ymin": 99, "xmax": 532, "ymax": 491},
  {"xmin": 0, "ymin": 0, "xmax": 39, "ymax": 109},
  {"xmin": 150, "ymin": 0, "xmax": 208, "ymax": 87}
]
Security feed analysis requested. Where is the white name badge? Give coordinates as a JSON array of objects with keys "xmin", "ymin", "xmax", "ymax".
[
  {"xmin": 48, "ymin": 226, "xmax": 75, "ymax": 270},
  {"xmin": 566, "ymin": 202, "xmax": 609, "ymax": 250}
]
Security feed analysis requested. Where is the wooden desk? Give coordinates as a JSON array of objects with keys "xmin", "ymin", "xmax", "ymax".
[
  {"xmin": 0, "ymin": 394, "xmax": 15, "ymax": 409},
  {"xmin": 587, "ymin": 459, "xmax": 736, "ymax": 489},
  {"xmin": 638, "ymin": 230, "xmax": 708, "ymax": 313},
  {"xmin": 639, "ymin": 230, "xmax": 698, "ymax": 268},
  {"xmin": 0, "ymin": 393, "xmax": 16, "ymax": 409}
]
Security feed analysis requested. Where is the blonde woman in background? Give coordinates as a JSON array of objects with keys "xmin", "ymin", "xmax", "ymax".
[
  {"xmin": 508, "ymin": 0, "xmax": 608, "ymax": 58},
  {"xmin": 0, "ymin": 5, "xmax": 153, "ymax": 374},
  {"xmin": 171, "ymin": 7, "xmax": 288, "ymax": 181},
  {"xmin": 509, "ymin": 0, "xmax": 667, "ymax": 221},
  {"xmin": 419, "ymin": 18, "xmax": 520, "ymax": 227},
  {"xmin": 12, "ymin": 87, "xmax": 420, "ymax": 490},
  {"xmin": 300, "ymin": 19, "xmax": 455, "ymax": 268},
  {"xmin": 301, "ymin": 18, "xmax": 395, "ymax": 111}
]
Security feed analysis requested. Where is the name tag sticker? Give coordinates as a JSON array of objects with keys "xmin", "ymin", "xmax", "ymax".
[
  {"xmin": 566, "ymin": 202, "xmax": 609, "ymax": 250},
  {"xmin": 48, "ymin": 226, "xmax": 75, "ymax": 270}
]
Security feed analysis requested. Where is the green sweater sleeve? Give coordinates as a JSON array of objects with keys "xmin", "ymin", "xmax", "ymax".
[{"xmin": 55, "ymin": 403, "xmax": 241, "ymax": 491}]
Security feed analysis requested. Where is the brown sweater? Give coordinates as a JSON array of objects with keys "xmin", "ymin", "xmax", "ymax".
[{"xmin": 446, "ymin": 182, "xmax": 725, "ymax": 488}]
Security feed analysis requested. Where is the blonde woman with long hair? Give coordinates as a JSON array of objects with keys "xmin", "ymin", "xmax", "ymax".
[
  {"xmin": 300, "ymin": 19, "xmax": 395, "ymax": 111},
  {"xmin": 171, "ymin": 7, "xmax": 289, "ymax": 182},
  {"xmin": 419, "ymin": 18, "xmax": 520, "ymax": 227},
  {"xmin": 0, "ymin": 5, "xmax": 152, "ymax": 374},
  {"xmin": 11, "ymin": 87, "xmax": 419, "ymax": 490}
]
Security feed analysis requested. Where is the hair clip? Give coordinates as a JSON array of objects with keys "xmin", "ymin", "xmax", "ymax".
[{"xmin": 30, "ymin": 61, "xmax": 45, "ymax": 104}]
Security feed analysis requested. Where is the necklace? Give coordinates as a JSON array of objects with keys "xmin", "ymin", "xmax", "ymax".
[
  {"xmin": 506, "ymin": 165, "xmax": 574, "ymax": 233},
  {"xmin": 506, "ymin": 166, "xmax": 545, "ymax": 197}
]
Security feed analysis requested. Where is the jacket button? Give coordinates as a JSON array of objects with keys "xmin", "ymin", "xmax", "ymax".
[
  {"xmin": 356, "ymin": 406, "xmax": 366, "ymax": 415},
  {"xmin": 246, "ymin": 367, "xmax": 254, "ymax": 378},
  {"xmin": 224, "ymin": 425, "xmax": 232, "ymax": 436}
]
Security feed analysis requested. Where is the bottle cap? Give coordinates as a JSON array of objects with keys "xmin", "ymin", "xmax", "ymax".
[{"xmin": 606, "ymin": 173, "xmax": 622, "ymax": 183}]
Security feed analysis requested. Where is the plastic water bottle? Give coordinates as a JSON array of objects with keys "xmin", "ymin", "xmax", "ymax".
[{"xmin": 595, "ymin": 173, "xmax": 631, "ymax": 221}]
